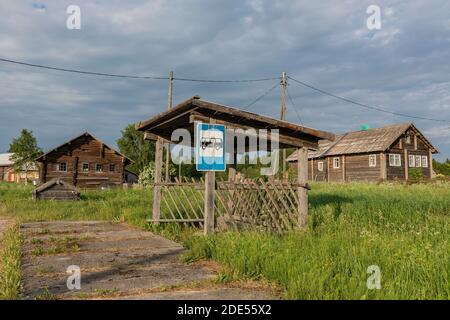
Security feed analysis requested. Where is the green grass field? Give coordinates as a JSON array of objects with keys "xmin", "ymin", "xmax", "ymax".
[{"xmin": 0, "ymin": 181, "xmax": 449, "ymax": 299}]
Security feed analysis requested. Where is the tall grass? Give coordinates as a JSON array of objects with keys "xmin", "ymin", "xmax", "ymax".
[
  {"xmin": 184, "ymin": 182, "xmax": 450, "ymax": 299},
  {"xmin": 0, "ymin": 224, "xmax": 23, "ymax": 300}
]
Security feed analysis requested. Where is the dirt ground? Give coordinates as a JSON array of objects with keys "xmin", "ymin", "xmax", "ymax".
[{"xmin": 20, "ymin": 221, "xmax": 275, "ymax": 300}]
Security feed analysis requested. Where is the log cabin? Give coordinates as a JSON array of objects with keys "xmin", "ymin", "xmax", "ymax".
[
  {"xmin": 287, "ymin": 123, "xmax": 438, "ymax": 182},
  {"xmin": 35, "ymin": 132, "xmax": 134, "ymax": 188}
]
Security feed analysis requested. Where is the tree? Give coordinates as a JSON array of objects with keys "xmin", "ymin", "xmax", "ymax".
[
  {"xmin": 8, "ymin": 129, "xmax": 43, "ymax": 185},
  {"xmin": 117, "ymin": 124, "xmax": 155, "ymax": 174},
  {"xmin": 433, "ymin": 158, "xmax": 450, "ymax": 176}
]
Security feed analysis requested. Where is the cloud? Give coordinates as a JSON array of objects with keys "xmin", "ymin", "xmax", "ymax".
[{"xmin": 0, "ymin": 0, "xmax": 449, "ymax": 161}]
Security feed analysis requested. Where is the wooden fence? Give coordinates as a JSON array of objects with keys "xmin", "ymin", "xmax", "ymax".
[{"xmin": 149, "ymin": 177, "xmax": 309, "ymax": 233}]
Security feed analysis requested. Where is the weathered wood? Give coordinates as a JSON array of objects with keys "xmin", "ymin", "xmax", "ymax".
[
  {"xmin": 152, "ymin": 138, "xmax": 163, "ymax": 224},
  {"xmin": 297, "ymin": 147, "xmax": 308, "ymax": 229},
  {"xmin": 404, "ymin": 149, "xmax": 409, "ymax": 180},
  {"xmin": 429, "ymin": 149, "xmax": 433, "ymax": 179},
  {"xmin": 380, "ymin": 152, "xmax": 387, "ymax": 180},
  {"xmin": 342, "ymin": 154, "xmax": 346, "ymax": 182},
  {"xmin": 204, "ymin": 170, "xmax": 215, "ymax": 235}
]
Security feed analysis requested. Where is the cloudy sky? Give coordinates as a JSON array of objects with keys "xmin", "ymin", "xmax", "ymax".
[{"xmin": 1, "ymin": 0, "xmax": 449, "ymax": 160}]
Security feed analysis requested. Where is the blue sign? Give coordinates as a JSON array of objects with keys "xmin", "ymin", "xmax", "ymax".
[{"xmin": 195, "ymin": 123, "xmax": 226, "ymax": 171}]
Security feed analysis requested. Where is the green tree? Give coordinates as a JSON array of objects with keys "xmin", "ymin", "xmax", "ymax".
[
  {"xmin": 117, "ymin": 124, "xmax": 155, "ymax": 174},
  {"xmin": 8, "ymin": 129, "xmax": 43, "ymax": 185}
]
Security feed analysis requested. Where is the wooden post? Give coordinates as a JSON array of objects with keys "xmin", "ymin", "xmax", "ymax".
[
  {"xmin": 404, "ymin": 149, "xmax": 408, "ymax": 181},
  {"xmin": 342, "ymin": 155, "xmax": 346, "ymax": 182},
  {"xmin": 227, "ymin": 152, "xmax": 237, "ymax": 215},
  {"xmin": 152, "ymin": 138, "xmax": 163, "ymax": 224},
  {"xmin": 297, "ymin": 147, "xmax": 308, "ymax": 228},
  {"xmin": 326, "ymin": 157, "xmax": 330, "ymax": 182},
  {"xmin": 429, "ymin": 149, "xmax": 433, "ymax": 179},
  {"xmin": 165, "ymin": 70, "xmax": 174, "ymax": 182},
  {"xmin": 380, "ymin": 152, "xmax": 387, "ymax": 180},
  {"xmin": 204, "ymin": 170, "xmax": 215, "ymax": 235},
  {"xmin": 280, "ymin": 71, "xmax": 287, "ymax": 180}
]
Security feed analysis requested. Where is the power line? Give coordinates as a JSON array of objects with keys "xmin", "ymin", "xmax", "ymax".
[
  {"xmin": 288, "ymin": 75, "xmax": 450, "ymax": 123},
  {"xmin": 0, "ymin": 57, "xmax": 279, "ymax": 83},
  {"xmin": 243, "ymin": 81, "xmax": 279, "ymax": 110},
  {"xmin": 0, "ymin": 58, "xmax": 168, "ymax": 80},
  {"xmin": 286, "ymin": 86, "xmax": 303, "ymax": 125}
]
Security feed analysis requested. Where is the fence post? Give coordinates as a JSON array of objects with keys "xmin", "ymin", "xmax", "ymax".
[
  {"xmin": 152, "ymin": 137, "xmax": 163, "ymax": 224},
  {"xmin": 204, "ymin": 170, "xmax": 215, "ymax": 235},
  {"xmin": 297, "ymin": 147, "xmax": 308, "ymax": 228}
]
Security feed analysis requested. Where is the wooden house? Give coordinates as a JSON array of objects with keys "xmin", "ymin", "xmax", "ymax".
[
  {"xmin": 0, "ymin": 153, "xmax": 39, "ymax": 183},
  {"xmin": 287, "ymin": 123, "xmax": 438, "ymax": 182},
  {"xmin": 32, "ymin": 178, "xmax": 80, "ymax": 200},
  {"xmin": 35, "ymin": 132, "xmax": 133, "ymax": 188}
]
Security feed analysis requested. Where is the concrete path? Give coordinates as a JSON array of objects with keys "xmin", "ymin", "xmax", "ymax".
[{"xmin": 20, "ymin": 221, "xmax": 274, "ymax": 300}]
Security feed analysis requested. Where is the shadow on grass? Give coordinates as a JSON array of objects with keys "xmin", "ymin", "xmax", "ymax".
[{"xmin": 309, "ymin": 193, "xmax": 355, "ymax": 209}]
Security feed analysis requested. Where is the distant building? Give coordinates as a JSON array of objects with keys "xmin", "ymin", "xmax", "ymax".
[
  {"xmin": 287, "ymin": 123, "xmax": 438, "ymax": 182},
  {"xmin": 0, "ymin": 153, "xmax": 39, "ymax": 183},
  {"xmin": 35, "ymin": 132, "xmax": 134, "ymax": 188}
]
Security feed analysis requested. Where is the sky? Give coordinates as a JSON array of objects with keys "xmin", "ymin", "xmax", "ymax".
[{"xmin": 0, "ymin": 0, "xmax": 449, "ymax": 161}]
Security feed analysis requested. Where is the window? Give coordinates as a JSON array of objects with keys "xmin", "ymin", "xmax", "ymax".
[
  {"xmin": 408, "ymin": 155, "xmax": 415, "ymax": 167},
  {"xmin": 333, "ymin": 157, "xmax": 340, "ymax": 169},
  {"xmin": 369, "ymin": 155, "xmax": 377, "ymax": 167},
  {"xmin": 109, "ymin": 164, "xmax": 115, "ymax": 172},
  {"xmin": 406, "ymin": 135, "xmax": 411, "ymax": 144},
  {"xmin": 82, "ymin": 163, "xmax": 89, "ymax": 172},
  {"xmin": 422, "ymin": 156, "xmax": 428, "ymax": 168},
  {"xmin": 95, "ymin": 164, "xmax": 103, "ymax": 172},
  {"xmin": 415, "ymin": 155, "xmax": 421, "ymax": 168},
  {"xmin": 318, "ymin": 161, "xmax": 324, "ymax": 172},
  {"xmin": 389, "ymin": 154, "xmax": 401, "ymax": 167},
  {"xmin": 57, "ymin": 162, "xmax": 67, "ymax": 172}
]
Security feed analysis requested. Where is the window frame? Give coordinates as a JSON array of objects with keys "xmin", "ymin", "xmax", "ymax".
[
  {"xmin": 369, "ymin": 155, "xmax": 377, "ymax": 167},
  {"xmin": 405, "ymin": 135, "xmax": 411, "ymax": 144},
  {"xmin": 421, "ymin": 156, "xmax": 428, "ymax": 168},
  {"xmin": 317, "ymin": 161, "xmax": 324, "ymax": 172},
  {"xmin": 109, "ymin": 164, "xmax": 115, "ymax": 172},
  {"xmin": 415, "ymin": 155, "xmax": 422, "ymax": 168},
  {"xmin": 408, "ymin": 155, "xmax": 415, "ymax": 167},
  {"xmin": 57, "ymin": 162, "xmax": 67, "ymax": 172},
  {"xmin": 95, "ymin": 164, "xmax": 103, "ymax": 172},
  {"xmin": 333, "ymin": 157, "xmax": 340, "ymax": 169},
  {"xmin": 82, "ymin": 163, "xmax": 89, "ymax": 172},
  {"xmin": 389, "ymin": 154, "xmax": 401, "ymax": 167}
]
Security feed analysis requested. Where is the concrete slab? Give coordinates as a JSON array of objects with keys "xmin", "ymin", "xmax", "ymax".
[{"xmin": 20, "ymin": 221, "xmax": 274, "ymax": 300}]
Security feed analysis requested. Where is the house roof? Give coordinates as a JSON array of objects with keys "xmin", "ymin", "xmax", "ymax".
[
  {"xmin": 287, "ymin": 123, "xmax": 438, "ymax": 161},
  {"xmin": 136, "ymin": 96, "xmax": 335, "ymax": 149},
  {"xmin": 35, "ymin": 132, "xmax": 132, "ymax": 164},
  {"xmin": 33, "ymin": 178, "xmax": 79, "ymax": 194},
  {"xmin": 0, "ymin": 153, "xmax": 13, "ymax": 167}
]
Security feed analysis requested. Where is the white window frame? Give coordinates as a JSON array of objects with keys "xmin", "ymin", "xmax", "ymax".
[
  {"xmin": 82, "ymin": 163, "xmax": 89, "ymax": 172},
  {"xmin": 415, "ymin": 155, "xmax": 421, "ymax": 168},
  {"xmin": 318, "ymin": 161, "xmax": 324, "ymax": 172},
  {"xmin": 369, "ymin": 155, "xmax": 377, "ymax": 167},
  {"xmin": 421, "ymin": 156, "xmax": 428, "ymax": 168},
  {"xmin": 389, "ymin": 154, "xmax": 401, "ymax": 167},
  {"xmin": 333, "ymin": 157, "xmax": 340, "ymax": 169},
  {"xmin": 408, "ymin": 155, "xmax": 415, "ymax": 167}
]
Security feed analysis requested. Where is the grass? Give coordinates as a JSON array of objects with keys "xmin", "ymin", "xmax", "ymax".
[
  {"xmin": 0, "ymin": 181, "xmax": 449, "ymax": 299},
  {"xmin": 0, "ymin": 223, "xmax": 23, "ymax": 300}
]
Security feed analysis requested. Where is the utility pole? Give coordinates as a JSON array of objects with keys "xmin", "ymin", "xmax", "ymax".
[
  {"xmin": 280, "ymin": 71, "xmax": 287, "ymax": 180},
  {"xmin": 165, "ymin": 70, "xmax": 174, "ymax": 182}
]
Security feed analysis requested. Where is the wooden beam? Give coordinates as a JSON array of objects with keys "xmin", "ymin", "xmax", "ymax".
[
  {"xmin": 414, "ymin": 135, "xmax": 418, "ymax": 150},
  {"xmin": 429, "ymin": 149, "xmax": 433, "ymax": 179},
  {"xmin": 204, "ymin": 170, "xmax": 215, "ymax": 235},
  {"xmin": 152, "ymin": 138, "xmax": 163, "ymax": 225},
  {"xmin": 342, "ymin": 155, "xmax": 346, "ymax": 182},
  {"xmin": 297, "ymin": 147, "xmax": 308, "ymax": 229},
  {"xmin": 380, "ymin": 152, "xmax": 387, "ymax": 180},
  {"xmin": 404, "ymin": 149, "xmax": 408, "ymax": 181},
  {"xmin": 326, "ymin": 157, "xmax": 330, "ymax": 182}
]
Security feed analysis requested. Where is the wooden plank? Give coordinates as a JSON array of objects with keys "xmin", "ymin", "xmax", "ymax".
[
  {"xmin": 342, "ymin": 155, "xmax": 346, "ymax": 182},
  {"xmin": 152, "ymin": 138, "xmax": 163, "ymax": 224},
  {"xmin": 297, "ymin": 147, "xmax": 308, "ymax": 229},
  {"xmin": 146, "ymin": 219, "xmax": 204, "ymax": 223},
  {"xmin": 404, "ymin": 149, "xmax": 408, "ymax": 181},
  {"xmin": 429, "ymin": 149, "xmax": 433, "ymax": 179},
  {"xmin": 380, "ymin": 152, "xmax": 387, "ymax": 180},
  {"xmin": 204, "ymin": 170, "xmax": 215, "ymax": 235}
]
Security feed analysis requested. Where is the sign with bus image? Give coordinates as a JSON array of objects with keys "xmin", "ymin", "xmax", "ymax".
[{"xmin": 195, "ymin": 122, "xmax": 226, "ymax": 171}]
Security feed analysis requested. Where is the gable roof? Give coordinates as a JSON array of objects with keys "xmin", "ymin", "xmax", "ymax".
[
  {"xmin": 35, "ymin": 132, "xmax": 132, "ymax": 164},
  {"xmin": 0, "ymin": 153, "xmax": 13, "ymax": 167},
  {"xmin": 136, "ymin": 95, "xmax": 335, "ymax": 149},
  {"xmin": 287, "ymin": 123, "xmax": 438, "ymax": 161}
]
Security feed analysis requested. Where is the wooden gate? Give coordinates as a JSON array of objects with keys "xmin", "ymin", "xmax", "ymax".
[{"xmin": 149, "ymin": 177, "xmax": 309, "ymax": 233}]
